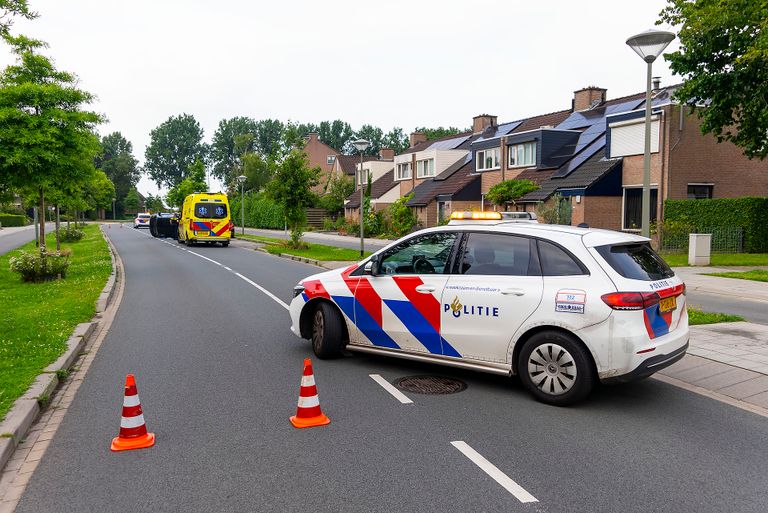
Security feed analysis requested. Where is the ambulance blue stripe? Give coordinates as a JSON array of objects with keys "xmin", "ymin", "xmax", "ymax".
[
  {"xmin": 332, "ymin": 295, "xmax": 400, "ymax": 350},
  {"xmin": 645, "ymin": 306, "xmax": 670, "ymax": 338},
  {"xmin": 384, "ymin": 299, "xmax": 461, "ymax": 357}
]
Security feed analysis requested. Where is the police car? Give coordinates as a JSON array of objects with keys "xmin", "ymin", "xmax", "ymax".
[{"xmin": 289, "ymin": 211, "xmax": 688, "ymax": 406}]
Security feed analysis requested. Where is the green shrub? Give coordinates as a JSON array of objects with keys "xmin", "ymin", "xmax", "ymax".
[
  {"xmin": 322, "ymin": 217, "xmax": 336, "ymax": 231},
  {"xmin": 9, "ymin": 249, "xmax": 71, "ymax": 282},
  {"xmin": 61, "ymin": 226, "xmax": 84, "ymax": 242},
  {"xmin": 664, "ymin": 197, "xmax": 768, "ymax": 253},
  {"xmin": 0, "ymin": 205, "xmax": 26, "ymax": 216},
  {"xmin": 231, "ymin": 194, "xmax": 285, "ymax": 229},
  {"xmin": 0, "ymin": 214, "xmax": 27, "ymax": 227},
  {"xmin": 388, "ymin": 193, "xmax": 417, "ymax": 237}
]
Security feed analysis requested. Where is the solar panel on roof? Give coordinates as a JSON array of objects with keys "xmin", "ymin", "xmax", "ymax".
[
  {"xmin": 429, "ymin": 135, "xmax": 470, "ymax": 150},
  {"xmin": 552, "ymin": 135, "xmax": 605, "ymax": 178}
]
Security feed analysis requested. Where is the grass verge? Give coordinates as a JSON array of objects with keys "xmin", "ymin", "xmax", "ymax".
[
  {"xmin": 0, "ymin": 224, "xmax": 111, "ymax": 420},
  {"xmin": 687, "ymin": 306, "xmax": 744, "ymax": 325},
  {"xmin": 238, "ymin": 233, "xmax": 371, "ymax": 261},
  {"xmin": 662, "ymin": 253, "xmax": 768, "ymax": 267},
  {"xmin": 706, "ymin": 270, "xmax": 768, "ymax": 283}
]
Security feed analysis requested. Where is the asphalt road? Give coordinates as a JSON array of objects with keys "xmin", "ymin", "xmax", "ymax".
[
  {"xmin": 687, "ymin": 291, "xmax": 768, "ymax": 325},
  {"xmin": 15, "ymin": 225, "xmax": 768, "ymax": 513},
  {"xmin": 0, "ymin": 223, "xmax": 53, "ymax": 256}
]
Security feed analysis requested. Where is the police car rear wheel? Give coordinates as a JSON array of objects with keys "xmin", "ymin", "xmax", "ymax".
[
  {"xmin": 311, "ymin": 302, "xmax": 344, "ymax": 359},
  {"xmin": 519, "ymin": 331, "xmax": 594, "ymax": 406}
]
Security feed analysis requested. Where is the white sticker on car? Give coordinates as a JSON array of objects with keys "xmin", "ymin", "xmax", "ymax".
[{"xmin": 555, "ymin": 289, "xmax": 586, "ymax": 314}]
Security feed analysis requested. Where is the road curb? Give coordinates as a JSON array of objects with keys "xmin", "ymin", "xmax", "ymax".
[{"xmin": 0, "ymin": 226, "xmax": 120, "ymax": 472}]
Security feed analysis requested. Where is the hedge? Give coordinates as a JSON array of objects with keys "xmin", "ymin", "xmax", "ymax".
[
  {"xmin": 230, "ymin": 195, "xmax": 284, "ymax": 229},
  {"xmin": 0, "ymin": 214, "xmax": 27, "ymax": 227},
  {"xmin": 664, "ymin": 197, "xmax": 768, "ymax": 253}
]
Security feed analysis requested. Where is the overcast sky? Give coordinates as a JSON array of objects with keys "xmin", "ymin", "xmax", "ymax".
[{"xmin": 1, "ymin": 0, "xmax": 679, "ymax": 197}]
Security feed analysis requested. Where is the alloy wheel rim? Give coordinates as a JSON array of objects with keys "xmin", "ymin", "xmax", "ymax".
[
  {"xmin": 527, "ymin": 343, "xmax": 577, "ymax": 396},
  {"xmin": 312, "ymin": 310, "xmax": 324, "ymax": 348}
]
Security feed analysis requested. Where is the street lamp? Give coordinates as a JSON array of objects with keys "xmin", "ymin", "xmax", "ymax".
[
  {"xmin": 237, "ymin": 175, "xmax": 247, "ymax": 236},
  {"xmin": 112, "ymin": 197, "xmax": 116, "ymax": 221},
  {"xmin": 351, "ymin": 138, "xmax": 370, "ymax": 257},
  {"xmin": 626, "ymin": 29, "xmax": 675, "ymax": 238}
]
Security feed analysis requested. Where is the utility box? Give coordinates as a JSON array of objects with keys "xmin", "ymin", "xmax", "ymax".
[{"xmin": 688, "ymin": 233, "xmax": 712, "ymax": 266}]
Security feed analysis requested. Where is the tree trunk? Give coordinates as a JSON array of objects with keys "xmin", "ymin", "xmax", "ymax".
[
  {"xmin": 55, "ymin": 204, "xmax": 61, "ymax": 251},
  {"xmin": 38, "ymin": 187, "xmax": 46, "ymax": 251}
]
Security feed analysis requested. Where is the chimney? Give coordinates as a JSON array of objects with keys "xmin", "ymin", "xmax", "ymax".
[
  {"xmin": 573, "ymin": 86, "xmax": 607, "ymax": 111},
  {"xmin": 409, "ymin": 131, "xmax": 427, "ymax": 148},
  {"xmin": 473, "ymin": 114, "xmax": 497, "ymax": 134},
  {"xmin": 652, "ymin": 77, "xmax": 661, "ymax": 91},
  {"xmin": 306, "ymin": 132, "xmax": 319, "ymax": 143},
  {"xmin": 379, "ymin": 147, "xmax": 395, "ymax": 160}
]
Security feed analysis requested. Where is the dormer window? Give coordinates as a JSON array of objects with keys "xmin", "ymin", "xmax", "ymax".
[
  {"xmin": 326, "ymin": 155, "xmax": 336, "ymax": 165},
  {"xmin": 396, "ymin": 162, "xmax": 412, "ymax": 180},
  {"xmin": 509, "ymin": 141, "xmax": 536, "ymax": 168},
  {"xmin": 476, "ymin": 148, "xmax": 500, "ymax": 171},
  {"xmin": 416, "ymin": 158, "xmax": 435, "ymax": 178}
]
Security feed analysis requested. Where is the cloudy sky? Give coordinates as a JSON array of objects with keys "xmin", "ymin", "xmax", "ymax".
[{"xmin": 1, "ymin": 0, "xmax": 679, "ymax": 196}]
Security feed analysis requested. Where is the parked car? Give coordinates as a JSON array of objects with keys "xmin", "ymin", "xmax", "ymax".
[
  {"xmin": 133, "ymin": 213, "xmax": 151, "ymax": 228},
  {"xmin": 289, "ymin": 211, "xmax": 688, "ymax": 406}
]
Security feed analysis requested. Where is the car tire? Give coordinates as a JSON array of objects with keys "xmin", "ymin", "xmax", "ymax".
[
  {"xmin": 518, "ymin": 331, "xmax": 595, "ymax": 406},
  {"xmin": 222, "ymin": 241, "xmax": 229, "ymax": 247},
  {"xmin": 311, "ymin": 302, "xmax": 345, "ymax": 359}
]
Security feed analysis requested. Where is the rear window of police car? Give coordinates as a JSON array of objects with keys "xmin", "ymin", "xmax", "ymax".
[
  {"xmin": 194, "ymin": 203, "xmax": 227, "ymax": 219},
  {"xmin": 595, "ymin": 243, "xmax": 674, "ymax": 281}
]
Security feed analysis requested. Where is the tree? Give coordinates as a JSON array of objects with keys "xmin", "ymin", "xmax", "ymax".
[
  {"xmin": 145, "ymin": 194, "xmax": 165, "ymax": 213},
  {"xmin": 353, "ymin": 124, "xmax": 385, "ymax": 155},
  {"xmin": 319, "ymin": 174, "xmax": 354, "ymax": 216},
  {"xmin": 267, "ymin": 149, "xmax": 319, "ymax": 248},
  {"xmin": 0, "ymin": 35, "xmax": 103, "ymax": 249},
  {"xmin": 96, "ymin": 132, "xmax": 140, "ymax": 217},
  {"xmin": 124, "ymin": 188, "xmax": 140, "ymax": 212},
  {"xmin": 240, "ymin": 151, "xmax": 274, "ymax": 193},
  {"xmin": 0, "ymin": 0, "xmax": 36, "ymax": 37},
  {"xmin": 281, "ymin": 120, "xmax": 317, "ymax": 154},
  {"xmin": 317, "ymin": 120, "xmax": 354, "ymax": 152},
  {"xmin": 145, "ymin": 114, "xmax": 208, "ymax": 188},
  {"xmin": 382, "ymin": 127, "xmax": 409, "ymax": 154},
  {"xmin": 209, "ymin": 116, "xmax": 259, "ymax": 181},
  {"xmin": 255, "ymin": 118, "xmax": 286, "ymax": 157},
  {"xmin": 659, "ymin": 0, "xmax": 768, "ymax": 159},
  {"xmin": 415, "ymin": 126, "xmax": 468, "ymax": 141},
  {"xmin": 485, "ymin": 179, "xmax": 540, "ymax": 208},
  {"xmin": 165, "ymin": 159, "xmax": 207, "ymax": 208}
]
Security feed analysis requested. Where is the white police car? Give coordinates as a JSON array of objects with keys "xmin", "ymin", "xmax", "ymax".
[{"xmin": 289, "ymin": 212, "xmax": 688, "ymax": 405}]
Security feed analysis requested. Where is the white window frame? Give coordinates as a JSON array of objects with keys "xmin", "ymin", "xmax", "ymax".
[
  {"xmin": 326, "ymin": 155, "xmax": 336, "ymax": 165},
  {"xmin": 476, "ymin": 148, "xmax": 501, "ymax": 171},
  {"xmin": 396, "ymin": 162, "xmax": 412, "ymax": 180},
  {"xmin": 508, "ymin": 141, "xmax": 536, "ymax": 168},
  {"xmin": 416, "ymin": 158, "xmax": 435, "ymax": 178},
  {"xmin": 357, "ymin": 169, "xmax": 371, "ymax": 185}
]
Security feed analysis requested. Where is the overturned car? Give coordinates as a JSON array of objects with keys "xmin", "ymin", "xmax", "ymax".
[{"xmin": 149, "ymin": 213, "xmax": 179, "ymax": 239}]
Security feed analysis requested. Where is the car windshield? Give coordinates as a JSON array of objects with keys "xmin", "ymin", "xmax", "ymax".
[
  {"xmin": 194, "ymin": 203, "xmax": 227, "ymax": 219},
  {"xmin": 138, "ymin": 214, "xmax": 150, "ymax": 219},
  {"xmin": 595, "ymin": 242, "xmax": 674, "ymax": 281}
]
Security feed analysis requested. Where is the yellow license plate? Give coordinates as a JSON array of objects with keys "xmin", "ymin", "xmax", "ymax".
[{"xmin": 659, "ymin": 296, "xmax": 677, "ymax": 313}]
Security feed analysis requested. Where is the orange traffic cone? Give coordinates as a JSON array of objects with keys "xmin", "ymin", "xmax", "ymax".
[
  {"xmin": 290, "ymin": 358, "xmax": 330, "ymax": 428},
  {"xmin": 111, "ymin": 374, "xmax": 155, "ymax": 452}
]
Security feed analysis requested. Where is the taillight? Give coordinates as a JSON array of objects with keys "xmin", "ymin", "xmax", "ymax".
[{"xmin": 601, "ymin": 292, "xmax": 660, "ymax": 310}]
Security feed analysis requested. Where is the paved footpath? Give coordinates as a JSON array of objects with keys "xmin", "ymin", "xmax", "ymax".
[
  {"xmin": 674, "ymin": 266, "xmax": 768, "ymax": 302},
  {"xmin": 0, "ymin": 224, "xmax": 54, "ymax": 256}
]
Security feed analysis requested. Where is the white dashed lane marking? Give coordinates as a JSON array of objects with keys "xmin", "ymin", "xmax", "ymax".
[
  {"xmin": 450, "ymin": 441, "xmax": 538, "ymax": 503},
  {"xmin": 369, "ymin": 374, "xmax": 413, "ymax": 404}
]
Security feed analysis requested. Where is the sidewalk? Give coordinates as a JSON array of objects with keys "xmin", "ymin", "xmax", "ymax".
[{"xmin": 673, "ymin": 266, "xmax": 768, "ymax": 302}]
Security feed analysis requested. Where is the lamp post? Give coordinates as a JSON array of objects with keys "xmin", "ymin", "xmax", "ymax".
[
  {"xmin": 351, "ymin": 139, "xmax": 370, "ymax": 257},
  {"xmin": 237, "ymin": 175, "xmax": 247, "ymax": 236},
  {"xmin": 626, "ymin": 29, "xmax": 675, "ymax": 238},
  {"xmin": 112, "ymin": 197, "xmax": 116, "ymax": 221}
]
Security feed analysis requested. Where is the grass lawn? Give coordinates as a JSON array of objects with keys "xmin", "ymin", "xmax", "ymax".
[
  {"xmin": 0, "ymin": 224, "xmax": 112, "ymax": 421},
  {"xmin": 662, "ymin": 253, "xmax": 768, "ymax": 267},
  {"xmin": 238, "ymin": 234, "xmax": 371, "ymax": 261},
  {"xmin": 706, "ymin": 269, "xmax": 768, "ymax": 283},
  {"xmin": 687, "ymin": 306, "xmax": 744, "ymax": 325}
]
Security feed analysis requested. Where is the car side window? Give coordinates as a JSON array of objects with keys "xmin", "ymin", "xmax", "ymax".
[
  {"xmin": 379, "ymin": 232, "xmax": 457, "ymax": 275},
  {"xmin": 460, "ymin": 233, "xmax": 534, "ymax": 276},
  {"xmin": 537, "ymin": 240, "xmax": 587, "ymax": 276}
]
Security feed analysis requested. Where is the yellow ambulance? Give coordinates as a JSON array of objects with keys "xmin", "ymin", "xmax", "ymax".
[{"xmin": 178, "ymin": 192, "xmax": 233, "ymax": 247}]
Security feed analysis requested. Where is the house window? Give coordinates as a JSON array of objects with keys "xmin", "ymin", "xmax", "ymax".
[
  {"xmin": 326, "ymin": 155, "xmax": 336, "ymax": 165},
  {"xmin": 357, "ymin": 169, "xmax": 371, "ymax": 185},
  {"xmin": 623, "ymin": 187, "xmax": 658, "ymax": 231},
  {"xmin": 687, "ymin": 184, "xmax": 713, "ymax": 199},
  {"xmin": 509, "ymin": 142, "xmax": 536, "ymax": 167},
  {"xmin": 476, "ymin": 148, "xmax": 501, "ymax": 171},
  {"xmin": 396, "ymin": 162, "xmax": 412, "ymax": 180},
  {"xmin": 416, "ymin": 158, "xmax": 435, "ymax": 178}
]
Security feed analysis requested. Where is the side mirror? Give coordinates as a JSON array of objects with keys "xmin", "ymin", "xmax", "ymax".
[{"xmin": 364, "ymin": 256, "xmax": 379, "ymax": 276}]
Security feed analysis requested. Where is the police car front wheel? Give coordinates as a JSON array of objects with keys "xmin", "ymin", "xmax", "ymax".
[
  {"xmin": 311, "ymin": 302, "xmax": 344, "ymax": 359},
  {"xmin": 518, "ymin": 331, "xmax": 595, "ymax": 406}
]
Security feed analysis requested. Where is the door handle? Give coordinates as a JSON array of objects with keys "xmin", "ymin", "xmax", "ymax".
[
  {"xmin": 501, "ymin": 288, "xmax": 525, "ymax": 296},
  {"xmin": 415, "ymin": 285, "xmax": 436, "ymax": 293}
]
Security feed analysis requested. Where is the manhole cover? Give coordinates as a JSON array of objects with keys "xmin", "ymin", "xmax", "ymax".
[{"xmin": 394, "ymin": 375, "xmax": 467, "ymax": 395}]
